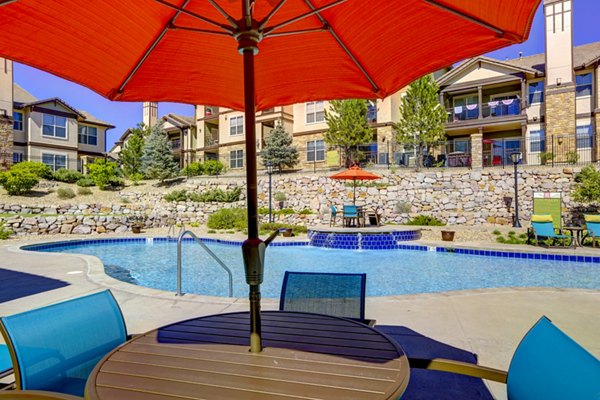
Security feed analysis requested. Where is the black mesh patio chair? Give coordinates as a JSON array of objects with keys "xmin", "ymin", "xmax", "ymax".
[{"xmin": 279, "ymin": 271, "xmax": 375, "ymax": 326}]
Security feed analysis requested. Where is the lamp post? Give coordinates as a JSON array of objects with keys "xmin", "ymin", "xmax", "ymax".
[
  {"xmin": 510, "ymin": 152, "xmax": 522, "ymax": 228},
  {"xmin": 267, "ymin": 161, "xmax": 273, "ymax": 223}
]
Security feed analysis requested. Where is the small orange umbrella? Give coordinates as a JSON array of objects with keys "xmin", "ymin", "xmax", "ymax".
[{"xmin": 330, "ymin": 166, "xmax": 381, "ymax": 204}]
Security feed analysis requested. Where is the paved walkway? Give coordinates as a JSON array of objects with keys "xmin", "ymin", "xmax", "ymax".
[{"xmin": 0, "ymin": 233, "xmax": 598, "ymax": 400}]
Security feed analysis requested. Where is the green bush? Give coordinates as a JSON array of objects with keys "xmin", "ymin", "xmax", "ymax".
[
  {"xmin": 0, "ymin": 170, "xmax": 39, "ymax": 195},
  {"xmin": 495, "ymin": 230, "xmax": 527, "ymax": 245},
  {"xmin": 56, "ymin": 187, "xmax": 76, "ymax": 199},
  {"xmin": 0, "ymin": 222, "xmax": 12, "ymax": 240},
  {"xmin": 76, "ymin": 177, "xmax": 95, "ymax": 187},
  {"xmin": 258, "ymin": 207, "xmax": 270, "ymax": 215},
  {"xmin": 181, "ymin": 162, "xmax": 204, "ymax": 177},
  {"xmin": 259, "ymin": 223, "xmax": 308, "ymax": 235},
  {"xmin": 77, "ymin": 187, "xmax": 93, "ymax": 195},
  {"xmin": 403, "ymin": 215, "xmax": 445, "ymax": 226},
  {"xmin": 11, "ymin": 161, "xmax": 52, "ymax": 179},
  {"xmin": 129, "ymin": 172, "xmax": 144, "ymax": 185},
  {"xmin": 52, "ymin": 168, "xmax": 83, "ymax": 183},
  {"xmin": 275, "ymin": 208, "xmax": 295, "ymax": 215},
  {"xmin": 298, "ymin": 208, "xmax": 313, "ymax": 215},
  {"xmin": 207, "ymin": 208, "xmax": 247, "ymax": 230},
  {"xmin": 164, "ymin": 187, "xmax": 242, "ymax": 203},
  {"xmin": 86, "ymin": 159, "xmax": 121, "ymax": 190},
  {"xmin": 203, "ymin": 159, "xmax": 225, "ymax": 176}
]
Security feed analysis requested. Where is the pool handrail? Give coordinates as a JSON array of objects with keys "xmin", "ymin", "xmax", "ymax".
[{"xmin": 176, "ymin": 230, "xmax": 233, "ymax": 297}]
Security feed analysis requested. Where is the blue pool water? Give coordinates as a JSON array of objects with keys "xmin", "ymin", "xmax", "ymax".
[{"xmin": 30, "ymin": 239, "xmax": 600, "ymax": 298}]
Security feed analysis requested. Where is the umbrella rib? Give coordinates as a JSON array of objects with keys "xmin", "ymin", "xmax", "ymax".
[
  {"xmin": 299, "ymin": 0, "xmax": 379, "ymax": 94},
  {"xmin": 0, "ymin": 0, "xmax": 19, "ymax": 7},
  {"xmin": 263, "ymin": 0, "xmax": 346, "ymax": 36},
  {"xmin": 258, "ymin": 0, "xmax": 288, "ymax": 31},
  {"xmin": 207, "ymin": 0, "xmax": 239, "ymax": 30},
  {"xmin": 118, "ymin": 0, "xmax": 198, "ymax": 94},
  {"xmin": 264, "ymin": 27, "xmax": 327, "ymax": 38},
  {"xmin": 154, "ymin": 0, "xmax": 235, "ymax": 33},
  {"xmin": 423, "ymin": 0, "xmax": 507, "ymax": 38}
]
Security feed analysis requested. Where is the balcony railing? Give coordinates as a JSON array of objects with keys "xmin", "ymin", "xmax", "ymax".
[
  {"xmin": 171, "ymin": 139, "xmax": 181, "ymax": 150},
  {"xmin": 447, "ymin": 99, "xmax": 521, "ymax": 122}
]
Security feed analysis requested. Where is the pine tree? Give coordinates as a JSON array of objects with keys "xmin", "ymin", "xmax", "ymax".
[
  {"xmin": 394, "ymin": 75, "xmax": 447, "ymax": 170},
  {"xmin": 260, "ymin": 122, "xmax": 299, "ymax": 173},
  {"xmin": 141, "ymin": 121, "xmax": 179, "ymax": 182},
  {"xmin": 119, "ymin": 123, "xmax": 147, "ymax": 178},
  {"xmin": 323, "ymin": 99, "xmax": 372, "ymax": 166}
]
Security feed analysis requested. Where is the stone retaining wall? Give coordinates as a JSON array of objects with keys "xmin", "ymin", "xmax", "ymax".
[{"xmin": 0, "ymin": 166, "xmax": 594, "ymax": 236}]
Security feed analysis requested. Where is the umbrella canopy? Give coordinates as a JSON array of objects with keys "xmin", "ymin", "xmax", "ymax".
[
  {"xmin": 331, "ymin": 166, "xmax": 380, "ymax": 204},
  {"xmin": 0, "ymin": 0, "xmax": 540, "ymax": 353}
]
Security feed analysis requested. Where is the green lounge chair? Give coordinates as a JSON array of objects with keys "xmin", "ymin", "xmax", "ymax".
[
  {"xmin": 531, "ymin": 214, "xmax": 572, "ymax": 247},
  {"xmin": 582, "ymin": 214, "xmax": 600, "ymax": 247},
  {"xmin": 410, "ymin": 316, "xmax": 600, "ymax": 400},
  {"xmin": 0, "ymin": 290, "xmax": 127, "ymax": 397}
]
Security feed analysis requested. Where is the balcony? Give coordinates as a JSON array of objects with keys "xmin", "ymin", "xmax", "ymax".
[
  {"xmin": 447, "ymin": 99, "xmax": 521, "ymax": 123},
  {"xmin": 204, "ymin": 106, "xmax": 218, "ymax": 118},
  {"xmin": 170, "ymin": 139, "xmax": 181, "ymax": 151},
  {"xmin": 204, "ymin": 128, "xmax": 219, "ymax": 147}
]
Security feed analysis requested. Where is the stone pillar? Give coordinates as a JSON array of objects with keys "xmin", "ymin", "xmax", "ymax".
[
  {"xmin": 0, "ymin": 114, "xmax": 14, "ymax": 170},
  {"xmin": 477, "ymin": 86, "xmax": 483, "ymax": 119},
  {"xmin": 545, "ymin": 84, "xmax": 576, "ymax": 162},
  {"xmin": 470, "ymin": 131, "xmax": 483, "ymax": 169},
  {"xmin": 142, "ymin": 102, "xmax": 158, "ymax": 128}
]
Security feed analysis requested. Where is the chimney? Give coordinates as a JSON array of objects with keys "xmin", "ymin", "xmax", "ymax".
[
  {"xmin": 142, "ymin": 102, "xmax": 158, "ymax": 128},
  {"xmin": 544, "ymin": 0, "xmax": 574, "ymax": 87}
]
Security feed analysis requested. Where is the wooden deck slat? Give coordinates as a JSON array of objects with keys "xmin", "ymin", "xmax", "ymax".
[
  {"xmin": 106, "ymin": 352, "xmax": 398, "ymax": 389},
  {"xmin": 86, "ymin": 312, "xmax": 409, "ymax": 400}
]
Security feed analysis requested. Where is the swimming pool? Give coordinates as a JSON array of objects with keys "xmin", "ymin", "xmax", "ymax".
[{"xmin": 25, "ymin": 238, "xmax": 600, "ymax": 298}]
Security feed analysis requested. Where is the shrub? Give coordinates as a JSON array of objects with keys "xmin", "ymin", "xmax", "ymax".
[
  {"xmin": 203, "ymin": 159, "xmax": 225, "ymax": 176},
  {"xmin": 275, "ymin": 208, "xmax": 295, "ymax": 215},
  {"xmin": 566, "ymin": 151, "xmax": 579, "ymax": 165},
  {"xmin": 86, "ymin": 159, "xmax": 121, "ymax": 190},
  {"xmin": 76, "ymin": 177, "xmax": 95, "ymax": 187},
  {"xmin": 207, "ymin": 208, "xmax": 247, "ymax": 230},
  {"xmin": 11, "ymin": 161, "xmax": 52, "ymax": 179},
  {"xmin": 258, "ymin": 207, "xmax": 270, "ymax": 215},
  {"xmin": 163, "ymin": 187, "xmax": 242, "ymax": 203},
  {"xmin": 403, "ymin": 215, "xmax": 445, "ymax": 226},
  {"xmin": 0, "ymin": 170, "xmax": 39, "ymax": 195},
  {"xmin": 259, "ymin": 223, "xmax": 308, "ymax": 235},
  {"xmin": 129, "ymin": 172, "xmax": 144, "ymax": 185},
  {"xmin": 56, "ymin": 187, "xmax": 76, "ymax": 199},
  {"xmin": 395, "ymin": 201, "xmax": 411, "ymax": 214},
  {"xmin": 274, "ymin": 192, "xmax": 286, "ymax": 201},
  {"xmin": 298, "ymin": 208, "xmax": 313, "ymax": 215},
  {"xmin": 77, "ymin": 187, "xmax": 93, "ymax": 195},
  {"xmin": 181, "ymin": 162, "xmax": 204, "ymax": 177},
  {"xmin": 0, "ymin": 222, "xmax": 12, "ymax": 240},
  {"xmin": 52, "ymin": 168, "xmax": 83, "ymax": 183},
  {"xmin": 540, "ymin": 151, "xmax": 554, "ymax": 165},
  {"xmin": 163, "ymin": 190, "xmax": 189, "ymax": 202}
]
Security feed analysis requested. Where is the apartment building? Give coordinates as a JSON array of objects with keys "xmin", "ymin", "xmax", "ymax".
[
  {"xmin": 436, "ymin": 0, "xmax": 600, "ymax": 168},
  {"xmin": 0, "ymin": 58, "xmax": 114, "ymax": 171}
]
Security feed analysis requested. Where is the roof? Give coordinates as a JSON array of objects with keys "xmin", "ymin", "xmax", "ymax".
[
  {"xmin": 17, "ymin": 97, "xmax": 83, "ymax": 117},
  {"xmin": 504, "ymin": 41, "xmax": 600, "ymax": 73},
  {"xmin": 163, "ymin": 113, "xmax": 195, "ymax": 128},
  {"xmin": 13, "ymin": 83, "xmax": 37, "ymax": 104},
  {"xmin": 78, "ymin": 110, "xmax": 115, "ymax": 128},
  {"xmin": 437, "ymin": 56, "xmax": 538, "ymax": 86}
]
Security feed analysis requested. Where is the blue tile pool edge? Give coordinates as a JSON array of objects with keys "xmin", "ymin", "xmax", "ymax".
[{"xmin": 20, "ymin": 237, "xmax": 600, "ymax": 264}]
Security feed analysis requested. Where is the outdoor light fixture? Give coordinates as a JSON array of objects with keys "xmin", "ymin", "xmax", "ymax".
[
  {"xmin": 511, "ymin": 152, "xmax": 522, "ymax": 228},
  {"xmin": 267, "ymin": 161, "xmax": 273, "ymax": 223}
]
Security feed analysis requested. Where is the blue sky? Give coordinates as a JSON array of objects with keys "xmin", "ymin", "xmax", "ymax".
[{"xmin": 13, "ymin": 0, "xmax": 600, "ymax": 151}]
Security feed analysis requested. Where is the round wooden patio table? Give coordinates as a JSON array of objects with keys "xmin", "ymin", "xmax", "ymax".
[{"xmin": 85, "ymin": 311, "xmax": 409, "ymax": 400}]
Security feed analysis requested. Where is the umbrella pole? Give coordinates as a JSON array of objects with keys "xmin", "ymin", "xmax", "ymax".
[
  {"xmin": 353, "ymin": 179, "xmax": 356, "ymax": 204},
  {"xmin": 238, "ymin": 4, "xmax": 264, "ymax": 353}
]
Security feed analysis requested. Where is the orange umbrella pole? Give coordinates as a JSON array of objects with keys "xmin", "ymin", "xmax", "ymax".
[{"xmin": 239, "ymin": 1, "xmax": 265, "ymax": 354}]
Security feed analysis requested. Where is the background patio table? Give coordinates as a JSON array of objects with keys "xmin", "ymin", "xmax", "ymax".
[{"xmin": 85, "ymin": 311, "xmax": 409, "ymax": 400}]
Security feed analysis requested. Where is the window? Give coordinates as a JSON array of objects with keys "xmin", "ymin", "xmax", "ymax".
[
  {"xmin": 13, "ymin": 111, "xmax": 23, "ymax": 131},
  {"xmin": 453, "ymin": 95, "xmax": 478, "ymax": 120},
  {"xmin": 229, "ymin": 149, "xmax": 244, "ymax": 169},
  {"xmin": 529, "ymin": 130, "xmax": 545, "ymax": 153},
  {"xmin": 307, "ymin": 140, "xmax": 325, "ymax": 162},
  {"xmin": 12, "ymin": 152, "xmax": 23, "ymax": 163},
  {"xmin": 78, "ymin": 125, "xmax": 97, "ymax": 145},
  {"xmin": 306, "ymin": 101, "xmax": 324, "ymax": 124},
  {"xmin": 576, "ymin": 125, "xmax": 593, "ymax": 149},
  {"xmin": 576, "ymin": 73, "xmax": 593, "ymax": 98},
  {"xmin": 528, "ymin": 81, "xmax": 544, "ymax": 104},
  {"xmin": 230, "ymin": 115, "xmax": 244, "ymax": 136},
  {"xmin": 42, "ymin": 153, "xmax": 67, "ymax": 171},
  {"xmin": 42, "ymin": 114, "xmax": 67, "ymax": 138},
  {"xmin": 452, "ymin": 139, "xmax": 470, "ymax": 153}
]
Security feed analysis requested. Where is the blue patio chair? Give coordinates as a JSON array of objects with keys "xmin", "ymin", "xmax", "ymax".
[
  {"xmin": 0, "ymin": 343, "xmax": 13, "ymax": 386},
  {"xmin": 0, "ymin": 290, "xmax": 128, "ymax": 397},
  {"xmin": 342, "ymin": 205, "xmax": 358, "ymax": 227},
  {"xmin": 531, "ymin": 214, "xmax": 572, "ymax": 247},
  {"xmin": 582, "ymin": 215, "xmax": 600, "ymax": 247},
  {"xmin": 410, "ymin": 316, "xmax": 600, "ymax": 400},
  {"xmin": 279, "ymin": 271, "xmax": 375, "ymax": 326},
  {"xmin": 329, "ymin": 205, "xmax": 337, "ymax": 227}
]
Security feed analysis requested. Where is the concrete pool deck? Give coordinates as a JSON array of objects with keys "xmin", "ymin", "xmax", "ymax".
[{"xmin": 0, "ymin": 233, "xmax": 598, "ymax": 400}]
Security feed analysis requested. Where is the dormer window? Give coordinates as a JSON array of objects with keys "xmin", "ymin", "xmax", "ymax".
[{"xmin": 78, "ymin": 125, "xmax": 98, "ymax": 145}]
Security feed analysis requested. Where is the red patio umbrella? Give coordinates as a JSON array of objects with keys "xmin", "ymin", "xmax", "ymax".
[
  {"xmin": 0, "ymin": 0, "xmax": 540, "ymax": 353},
  {"xmin": 331, "ymin": 165, "xmax": 380, "ymax": 204}
]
